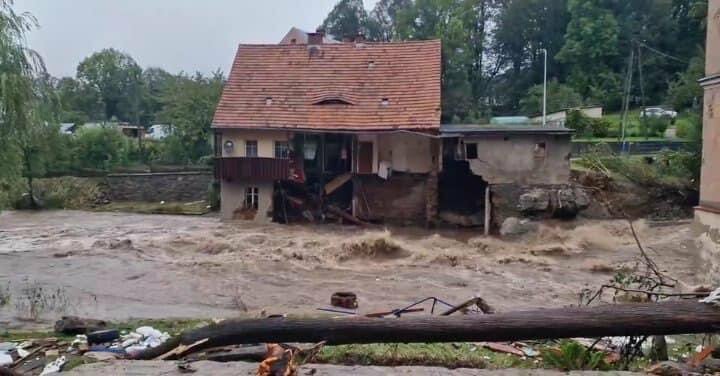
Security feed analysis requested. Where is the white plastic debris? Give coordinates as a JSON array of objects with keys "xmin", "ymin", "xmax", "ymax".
[
  {"xmin": 39, "ymin": 355, "xmax": 66, "ymax": 375},
  {"xmin": 120, "ymin": 326, "xmax": 170, "ymax": 356},
  {"xmin": 135, "ymin": 326, "xmax": 163, "ymax": 339},
  {"xmin": 0, "ymin": 352, "xmax": 13, "ymax": 366},
  {"xmin": 699, "ymin": 287, "xmax": 720, "ymax": 306}
]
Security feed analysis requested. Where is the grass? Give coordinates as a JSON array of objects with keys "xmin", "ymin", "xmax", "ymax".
[
  {"xmin": 572, "ymin": 109, "xmax": 694, "ymax": 142},
  {"xmin": 94, "ymin": 201, "xmax": 212, "ymax": 215},
  {"xmin": 316, "ymin": 343, "xmax": 537, "ymax": 369}
]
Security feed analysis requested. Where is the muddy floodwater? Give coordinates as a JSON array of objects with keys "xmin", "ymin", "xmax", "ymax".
[{"xmin": 0, "ymin": 210, "xmax": 703, "ymax": 329}]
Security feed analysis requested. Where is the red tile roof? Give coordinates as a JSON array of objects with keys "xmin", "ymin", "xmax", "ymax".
[{"xmin": 212, "ymin": 40, "xmax": 441, "ymax": 131}]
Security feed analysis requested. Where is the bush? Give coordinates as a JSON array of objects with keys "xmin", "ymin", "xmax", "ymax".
[
  {"xmin": 638, "ymin": 117, "xmax": 670, "ymax": 139},
  {"xmin": 73, "ymin": 126, "xmax": 135, "ymax": 170},
  {"xmin": 567, "ymin": 110, "xmax": 611, "ymax": 138}
]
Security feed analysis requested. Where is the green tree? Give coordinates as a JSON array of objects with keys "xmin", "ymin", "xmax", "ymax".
[
  {"xmin": 156, "ymin": 71, "xmax": 224, "ymax": 164},
  {"xmin": 519, "ymin": 80, "xmax": 584, "ymax": 115},
  {"xmin": 140, "ymin": 67, "xmax": 173, "ymax": 125},
  {"xmin": 322, "ymin": 0, "xmax": 373, "ymax": 40},
  {"xmin": 55, "ymin": 76, "xmax": 104, "ymax": 123},
  {"xmin": 557, "ymin": 0, "xmax": 620, "ymax": 100},
  {"xmin": 667, "ymin": 54, "xmax": 705, "ymax": 110},
  {"xmin": 369, "ymin": 0, "xmax": 411, "ymax": 41},
  {"xmin": 76, "ymin": 48, "xmax": 143, "ymax": 122},
  {"xmin": 0, "ymin": 0, "xmax": 48, "ymax": 208},
  {"xmin": 493, "ymin": 0, "xmax": 571, "ymax": 111}
]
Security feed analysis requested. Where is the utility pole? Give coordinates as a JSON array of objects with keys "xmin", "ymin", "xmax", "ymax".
[
  {"xmin": 620, "ymin": 49, "xmax": 635, "ymax": 145},
  {"xmin": 541, "ymin": 48, "xmax": 548, "ymax": 127}
]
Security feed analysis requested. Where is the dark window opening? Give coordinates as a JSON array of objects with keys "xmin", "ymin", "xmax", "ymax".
[
  {"xmin": 246, "ymin": 140, "xmax": 258, "ymax": 157},
  {"xmin": 465, "ymin": 143, "xmax": 478, "ymax": 160}
]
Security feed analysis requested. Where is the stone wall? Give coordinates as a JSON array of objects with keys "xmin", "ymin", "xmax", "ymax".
[
  {"xmin": 355, "ymin": 173, "xmax": 429, "ymax": 225},
  {"xmin": 106, "ymin": 172, "xmax": 212, "ymax": 202}
]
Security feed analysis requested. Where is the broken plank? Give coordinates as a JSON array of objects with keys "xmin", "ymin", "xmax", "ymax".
[{"xmin": 324, "ymin": 173, "xmax": 352, "ymax": 195}]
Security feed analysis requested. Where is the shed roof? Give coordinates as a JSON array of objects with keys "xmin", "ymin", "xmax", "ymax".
[
  {"xmin": 440, "ymin": 123, "xmax": 573, "ymax": 137},
  {"xmin": 212, "ymin": 40, "xmax": 442, "ymax": 131}
]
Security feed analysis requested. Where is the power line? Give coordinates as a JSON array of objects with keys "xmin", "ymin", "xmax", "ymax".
[{"xmin": 635, "ymin": 41, "xmax": 688, "ymax": 64}]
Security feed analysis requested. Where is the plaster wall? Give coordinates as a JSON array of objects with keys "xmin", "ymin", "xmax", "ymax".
[
  {"xmin": 465, "ymin": 134, "xmax": 571, "ymax": 185},
  {"xmin": 220, "ymin": 129, "xmax": 290, "ymax": 158},
  {"xmin": 377, "ymin": 133, "xmax": 435, "ymax": 173},
  {"xmin": 220, "ymin": 180, "xmax": 273, "ymax": 222}
]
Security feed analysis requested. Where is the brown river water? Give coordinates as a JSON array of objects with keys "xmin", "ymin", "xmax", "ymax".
[{"xmin": 0, "ymin": 210, "xmax": 703, "ymax": 329}]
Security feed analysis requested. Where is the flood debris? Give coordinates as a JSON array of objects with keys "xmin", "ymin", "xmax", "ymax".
[
  {"xmin": 0, "ymin": 324, "xmax": 170, "ymax": 375},
  {"xmin": 54, "ymin": 316, "xmax": 108, "ymax": 335},
  {"xmin": 330, "ymin": 292, "xmax": 357, "ymax": 310}
]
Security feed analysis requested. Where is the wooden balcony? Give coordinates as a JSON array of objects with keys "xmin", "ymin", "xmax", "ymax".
[{"xmin": 215, "ymin": 157, "xmax": 290, "ymax": 181}]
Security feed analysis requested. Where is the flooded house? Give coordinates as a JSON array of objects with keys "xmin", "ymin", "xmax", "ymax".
[
  {"xmin": 212, "ymin": 31, "xmax": 582, "ymax": 230},
  {"xmin": 212, "ymin": 33, "xmax": 442, "ymax": 225}
]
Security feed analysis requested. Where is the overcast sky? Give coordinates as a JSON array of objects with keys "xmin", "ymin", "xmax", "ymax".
[{"xmin": 17, "ymin": 0, "xmax": 379, "ymax": 78}]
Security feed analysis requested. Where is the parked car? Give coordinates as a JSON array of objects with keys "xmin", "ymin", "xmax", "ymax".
[{"xmin": 640, "ymin": 107, "xmax": 678, "ymax": 120}]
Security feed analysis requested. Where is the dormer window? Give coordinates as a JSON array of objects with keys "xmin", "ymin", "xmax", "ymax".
[
  {"xmin": 314, "ymin": 98, "xmax": 353, "ymax": 105},
  {"xmin": 265, "ymin": 97, "xmax": 273, "ymax": 106},
  {"xmin": 368, "ymin": 60, "xmax": 375, "ymax": 69},
  {"xmin": 311, "ymin": 93, "xmax": 355, "ymax": 106},
  {"xmin": 381, "ymin": 98, "xmax": 390, "ymax": 107}
]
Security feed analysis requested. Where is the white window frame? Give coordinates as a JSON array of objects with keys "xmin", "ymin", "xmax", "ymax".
[
  {"xmin": 244, "ymin": 187, "xmax": 259, "ymax": 210},
  {"xmin": 245, "ymin": 140, "xmax": 258, "ymax": 157},
  {"xmin": 274, "ymin": 141, "xmax": 290, "ymax": 159}
]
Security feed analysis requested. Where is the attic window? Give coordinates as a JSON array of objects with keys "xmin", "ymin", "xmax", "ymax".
[
  {"xmin": 368, "ymin": 60, "xmax": 375, "ymax": 69},
  {"xmin": 381, "ymin": 98, "xmax": 390, "ymax": 106},
  {"xmin": 265, "ymin": 97, "xmax": 273, "ymax": 106}
]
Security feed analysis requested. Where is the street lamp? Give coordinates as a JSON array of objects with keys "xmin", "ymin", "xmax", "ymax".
[{"xmin": 540, "ymin": 48, "xmax": 548, "ymax": 127}]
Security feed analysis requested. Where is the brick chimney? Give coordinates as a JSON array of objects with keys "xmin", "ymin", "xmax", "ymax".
[{"xmin": 308, "ymin": 28, "xmax": 325, "ymax": 45}]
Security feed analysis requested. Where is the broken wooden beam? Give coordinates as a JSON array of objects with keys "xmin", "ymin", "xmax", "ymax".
[
  {"xmin": 133, "ymin": 301, "xmax": 720, "ymax": 360},
  {"xmin": 325, "ymin": 204, "xmax": 368, "ymax": 226}
]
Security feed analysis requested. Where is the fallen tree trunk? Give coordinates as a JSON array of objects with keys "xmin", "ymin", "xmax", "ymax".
[{"xmin": 134, "ymin": 301, "xmax": 720, "ymax": 360}]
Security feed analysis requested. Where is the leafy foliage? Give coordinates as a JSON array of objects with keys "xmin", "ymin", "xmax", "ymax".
[
  {"xmin": 76, "ymin": 48, "xmax": 144, "ymax": 122},
  {"xmin": 566, "ymin": 110, "xmax": 611, "ymax": 138},
  {"xmin": 322, "ymin": 0, "xmax": 373, "ymax": 40},
  {"xmin": 155, "ymin": 71, "xmax": 224, "ymax": 163},
  {"xmin": 542, "ymin": 341, "xmax": 608, "ymax": 371},
  {"xmin": 73, "ymin": 126, "xmax": 136, "ymax": 170}
]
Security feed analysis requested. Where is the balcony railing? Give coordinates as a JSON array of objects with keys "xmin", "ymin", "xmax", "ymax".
[{"xmin": 215, "ymin": 157, "xmax": 290, "ymax": 181}]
